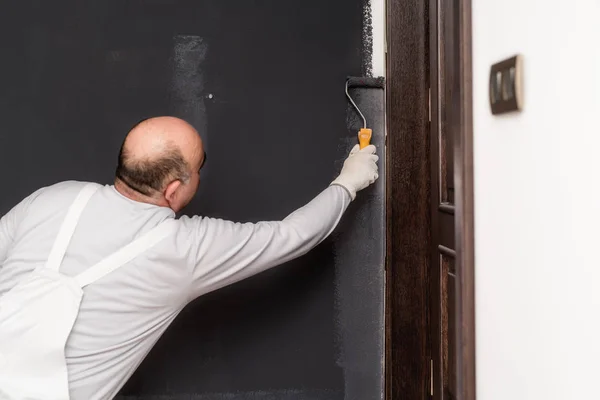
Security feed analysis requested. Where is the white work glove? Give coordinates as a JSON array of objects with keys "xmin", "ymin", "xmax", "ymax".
[{"xmin": 330, "ymin": 144, "xmax": 379, "ymax": 200}]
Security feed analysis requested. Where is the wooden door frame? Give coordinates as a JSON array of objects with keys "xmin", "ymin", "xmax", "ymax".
[
  {"xmin": 384, "ymin": 0, "xmax": 475, "ymax": 398},
  {"xmin": 454, "ymin": 0, "xmax": 476, "ymax": 397},
  {"xmin": 385, "ymin": 0, "xmax": 430, "ymax": 397}
]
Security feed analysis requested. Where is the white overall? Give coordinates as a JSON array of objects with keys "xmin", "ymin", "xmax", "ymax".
[{"xmin": 0, "ymin": 184, "xmax": 176, "ymax": 400}]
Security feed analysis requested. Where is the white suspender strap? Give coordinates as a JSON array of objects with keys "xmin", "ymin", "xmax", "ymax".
[
  {"xmin": 45, "ymin": 183, "xmax": 99, "ymax": 272},
  {"xmin": 74, "ymin": 219, "xmax": 176, "ymax": 288}
]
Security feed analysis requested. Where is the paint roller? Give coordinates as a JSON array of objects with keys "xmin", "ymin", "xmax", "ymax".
[{"xmin": 345, "ymin": 76, "xmax": 385, "ymax": 149}]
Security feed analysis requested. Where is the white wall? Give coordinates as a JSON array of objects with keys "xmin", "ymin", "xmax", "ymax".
[
  {"xmin": 370, "ymin": 0, "xmax": 386, "ymax": 77},
  {"xmin": 473, "ymin": 1, "xmax": 600, "ymax": 399}
]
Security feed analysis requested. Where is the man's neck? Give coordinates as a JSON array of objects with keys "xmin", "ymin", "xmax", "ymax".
[{"xmin": 114, "ymin": 178, "xmax": 168, "ymax": 208}]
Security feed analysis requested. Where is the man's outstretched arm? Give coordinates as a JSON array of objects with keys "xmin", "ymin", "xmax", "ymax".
[{"xmin": 184, "ymin": 144, "xmax": 379, "ymax": 299}]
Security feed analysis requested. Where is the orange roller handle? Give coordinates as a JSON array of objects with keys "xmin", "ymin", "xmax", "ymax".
[{"xmin": 358, "ymin": 128, "xmax": 372, "ymax": 149}]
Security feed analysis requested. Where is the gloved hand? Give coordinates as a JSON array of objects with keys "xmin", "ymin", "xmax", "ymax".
[{"xmin": 330, "ymin": 144, "xmax": 379, "ymax": 200}]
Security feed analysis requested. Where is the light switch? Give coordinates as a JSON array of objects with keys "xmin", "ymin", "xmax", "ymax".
[{"xmin": 489, "ymin": 54, "xmax": 523, "ymax": 115}]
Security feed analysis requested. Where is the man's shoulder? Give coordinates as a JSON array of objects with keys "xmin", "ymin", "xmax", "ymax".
[
  {"xmin": 27, "ymin": 180, "xmax": 103, "ymax": 205},
  {"xmin": 2, "ymin": 181, "xmax": 104, "ymax": 227},
  {"xmin": 46, "ymin": 180, "xmax": 101, "ymax": 190},
  {"xmin": 39, "ymin": 180, "xmax": 101, "ymax": 193}
]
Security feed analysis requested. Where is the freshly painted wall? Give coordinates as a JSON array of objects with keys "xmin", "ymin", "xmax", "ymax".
[
  {"xmin": 472, "ymin": 1, "xmax": 600, "ymax": 399},
  {"xmin": 0, "ymin": 0, "xmax": 386, "ymax": 398}
]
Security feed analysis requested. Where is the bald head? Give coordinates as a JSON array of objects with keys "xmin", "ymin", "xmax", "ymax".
[{"xmin": 115, "ymin": 116, "xmax": 205, "ymax": 211}]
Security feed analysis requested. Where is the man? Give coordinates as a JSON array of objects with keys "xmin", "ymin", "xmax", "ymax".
[{"xmin": 0, "ymin": 116, "xmax": 379, "ymax": 399}]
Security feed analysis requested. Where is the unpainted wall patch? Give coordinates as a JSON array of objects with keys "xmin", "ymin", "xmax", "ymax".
[{"xmin": 362, "ymin": 1, "xmax": 374, "ymax": 77}]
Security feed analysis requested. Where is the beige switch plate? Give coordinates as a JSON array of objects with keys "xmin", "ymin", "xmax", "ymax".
[{"xmin": 489, "ymin": 54, "xmax": 523, "ymax": 115}]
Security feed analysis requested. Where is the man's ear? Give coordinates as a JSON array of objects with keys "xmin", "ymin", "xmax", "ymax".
[{"xmin": 164, "ymin": 180, "xmax": 182, "ymax": 207}]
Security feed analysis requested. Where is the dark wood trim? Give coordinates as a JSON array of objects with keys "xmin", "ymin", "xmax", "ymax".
[
  {"xmin": 455, "ymin": 0, "xmax": 476, "ymax": 398},
  {"xmin": 428, "ymin": 0, "xmax": 443, "ymax": 396},
  {"xmin": 439, "ymin": 203, "xmax": 456, "ymax": 214},
  {"xmin": 385, "ymin": 0, "xmax": 474, "ymax": 398},
  {"xmin": 385, "ymin": 0, "xmax": 431, "ymax": 398},
  {"xmin": 438, "ymin": 245, "xmax": 457, "ymax": 258}
]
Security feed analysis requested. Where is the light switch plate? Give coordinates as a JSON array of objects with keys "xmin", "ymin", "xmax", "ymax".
[{"xmin": 489, "ymin": 54, "xmax": 523, "ymax": 115}]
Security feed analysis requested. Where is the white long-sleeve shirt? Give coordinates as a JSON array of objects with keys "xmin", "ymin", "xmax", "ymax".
[{"xmin": 0, "ymin": 180, "xmax": 351, "ymax": 400}]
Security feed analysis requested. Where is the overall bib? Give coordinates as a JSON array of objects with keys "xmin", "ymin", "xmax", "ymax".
[{"xmin": 0, "ymin": 184, "xmax": 175, "ymax": 399}]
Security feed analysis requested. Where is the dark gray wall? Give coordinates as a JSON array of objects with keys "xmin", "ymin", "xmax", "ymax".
[{"xmin": 0, "ymin": 1, "xmax": 384, "ymax": 399}]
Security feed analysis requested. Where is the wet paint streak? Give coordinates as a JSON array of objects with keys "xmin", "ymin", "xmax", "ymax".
[
  {"xmin": 169, "ymin": 35, "xmax": 209, "ymax": 152},
  {"xmin": 333, "ymin": 83, "xmax": 386, "ymax": 400}
]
